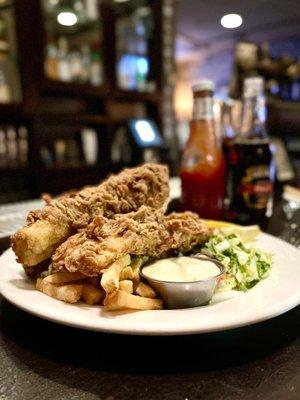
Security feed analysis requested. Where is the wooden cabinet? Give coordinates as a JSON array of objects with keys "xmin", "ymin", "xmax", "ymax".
[{"xmin": 0, "ymin": 0, "xmax": 176, "ymax": 201}]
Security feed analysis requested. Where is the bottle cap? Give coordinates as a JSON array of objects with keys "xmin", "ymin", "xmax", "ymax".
[
  {"xmin": 243, "ymin": 76, "xmax": 264, "ymax": 98},
  {"xmin": 192, "ymin": 80, "xmax": 215, "ymax": 92}
]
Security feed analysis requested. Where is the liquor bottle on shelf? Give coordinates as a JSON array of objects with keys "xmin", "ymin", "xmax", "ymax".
[
  {"xmin": 18, "ymin": 126, "xmax": 28, "ymax": 166},
  {"xmin": 0, "ymin": 13, "xmax": 8, "ymax": 54},
  {"xmin": 0, "ymin": 10, "xmax": 10, "ymax": 102},
  {"xmin": 74, "ymin": 0, "xmax": 87, "ymax": 23},
  {"xmin": 44, "ymin": 36, "xmax": 58, "ymax": 80},
  {"xmin": 257, "ymin": 41, "xmax": 280, "ymax": 96},
  {"xmin": 80, "ymin": 44, "xmax": 91, "ymax": 82},
  {"xmin": 230, "ymin": 77, "xmax": 275, "ymax": 226},
  {"xmin": 0, "ymin": 8, "xmax": 22, "ymax": 103},
  {"xmin": 6, "ymin": 126, "xmax": 18, "ymax": 167},
  {"xmin": 257, "ymin": 42, "xmax": 271, "ymax": 76},
  {"xmin": 134, "ymin": 9, "xmax": 148, "ymax": 92},
  {"xmin": 288, "ymin": 58, "xmax": 300, "ymax": 101},
  {"xmin": 70, "ymin": 47, "xmax": 83, "ymax": 82},
  {"xmin": 180, "ymin": 80, "xmax": 226, "ymax": 219},
  {"xmin": 279, "ymin": 55, "xmax": 293, "ymax": 101},
  {"xmin": 294, "ymin": 58, "xmax": 300, "ymax": 101},
  {"xmin": 57, "ymin": 37, "xmax": 71, "ymax": 82},
  {"xmin": 229, "ymin": 41, "xmax": 259, "ymax": 99},
  {"xmin": 55, "ymin": 139, "xmax": 66, "ymax": 164},
  {"xmin": 0, "ymin": 67, "xmax": 11, "ymax": 103},
  {"xmin": 90, "ymin": 42, "xmax": 102, "ymax": 86},
  {"xmin": 85, "ymin": 0, "xmax": 99, "ymax": 21},
  {"xmin": 0, "ymin": 129, "xmax": 6, "ymax": 167}
]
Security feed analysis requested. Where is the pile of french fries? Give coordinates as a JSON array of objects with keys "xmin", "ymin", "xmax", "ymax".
[{"xmin": 36, "ymin": 255, "xmax": 163, "ymax": 311}]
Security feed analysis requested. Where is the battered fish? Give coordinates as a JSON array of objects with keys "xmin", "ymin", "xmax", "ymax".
[
  {"xmin": 52, "ymin": 206, "xmax": 209, "ymax": 276},
  {"xmin": 11, "ymin": 164, "xmax": 169, "ymax": 267}
]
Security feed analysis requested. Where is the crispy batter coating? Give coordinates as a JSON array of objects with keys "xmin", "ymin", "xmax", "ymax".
[
  {"xmin": 52, "ymin": 206, "xmax": 209, "ymax": 276},
  {"xmin": 11, "ymin": 164, "xmax": 169, "ymax": 267}
]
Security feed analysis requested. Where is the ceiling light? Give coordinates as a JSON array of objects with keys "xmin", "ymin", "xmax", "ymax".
[
  {"xmin": 114, "ymin": 0, "xmax": 130, "ymax": 3},
  {"xmin": 220, "ymin": 13, "xmax": 243, "ymax": 29},
  {"xmin": 57, "ymin": 11, "xmax": 78, "ymax": 26}
]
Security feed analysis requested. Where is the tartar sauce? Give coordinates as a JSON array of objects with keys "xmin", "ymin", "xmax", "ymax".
[{"xmin": 142, "ymin": 257, "xmax": 220, "ymax": 282}]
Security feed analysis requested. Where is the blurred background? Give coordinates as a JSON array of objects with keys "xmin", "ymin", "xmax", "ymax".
[{"xmin": 0, "ymin": 0, "xmax": 299, "ymax": 203}]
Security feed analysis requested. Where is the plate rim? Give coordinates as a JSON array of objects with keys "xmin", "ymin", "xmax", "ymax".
[{"xmin": 0, "ymin": 232, "xmax": 299, "ymax": 336}]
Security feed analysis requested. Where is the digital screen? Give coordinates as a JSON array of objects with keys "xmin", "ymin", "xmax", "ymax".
[{"xmin": 129, "ymin": 119, "xmax": 163, "ymax": 148}]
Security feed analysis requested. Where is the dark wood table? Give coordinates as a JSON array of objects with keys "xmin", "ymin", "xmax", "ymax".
[{"xmin": 0, "ymin": 200, "xmax": 299, "ymax": 400}]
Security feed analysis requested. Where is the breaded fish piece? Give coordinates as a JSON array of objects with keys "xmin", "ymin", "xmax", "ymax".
[
  {"xmin": 11, "ymin": 164, "xmax": 169, "ymax": 267},
  {"xmin": 52, "ymin": 206, "xmax": 209, "ymax": 276}
]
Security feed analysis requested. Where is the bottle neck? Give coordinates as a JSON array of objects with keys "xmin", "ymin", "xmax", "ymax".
[
  {"xmin": 240, "ymin": 94, "xmax": 267, "ymax": 140},
  {"xmin": 192, "ymin": 95, "xmax": 214, "ymax": 121},
  {"xmin": 223, "ymin": 104, "xmax": 236, "ymax": 140}
]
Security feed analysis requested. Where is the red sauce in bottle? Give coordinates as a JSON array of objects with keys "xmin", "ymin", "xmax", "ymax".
[{"xmin": 180, "ymin": 81, "xmax": 226, "ymax": 219}]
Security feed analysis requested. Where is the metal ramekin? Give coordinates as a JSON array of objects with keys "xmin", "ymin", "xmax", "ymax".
[{"xmin": 140, "ymin": 255, "xmax": 225, "ymax": 309}]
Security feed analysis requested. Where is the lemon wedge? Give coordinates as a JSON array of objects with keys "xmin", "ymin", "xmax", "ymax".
[
  {"xmin": 202, "ymin": 219, "xmax": 239, "ymax": 229},
  {"xmin": 202, "ymin": 220, "xmax": 261, "ymax": 242},
  {"xmin": 221, "ymin": 225, "xmax": 261, "ymax": 242}
]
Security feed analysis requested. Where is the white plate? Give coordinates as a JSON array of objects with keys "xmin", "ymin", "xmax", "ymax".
[{"xmin": 0, "ymin": 233, "xmax": 299, "ymax": 335}]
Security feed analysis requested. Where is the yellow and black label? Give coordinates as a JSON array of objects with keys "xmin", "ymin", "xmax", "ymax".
[{"xmin": 237, "ymin": 164, "xmax": 273, "ymax": 209}]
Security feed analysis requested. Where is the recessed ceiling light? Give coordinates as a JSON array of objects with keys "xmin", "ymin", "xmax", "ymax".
[
  {"xmin": 114, "ymin": 0, "xmax": 130, "ymax": 3},
  {"xmin": 220, "ymin": 13, "xmax": 243, "ymax": 29},
  {"xmin": 57, "ymin": 11, "xmax": 78, "ymax": 26}
]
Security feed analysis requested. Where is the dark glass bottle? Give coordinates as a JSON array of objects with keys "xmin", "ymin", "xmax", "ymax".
[{"xmin": 231, "ymin": 77, "xmax": 275, "ymax": 226}]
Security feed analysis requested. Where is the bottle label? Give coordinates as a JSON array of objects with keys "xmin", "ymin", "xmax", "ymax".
[
  {"xmin": 193, "ymin": 97, "xmax": 214, "ymax": 120},
  {"xmin": 237, "ymin": 164, "xmax": 273, "ymax": 209}
]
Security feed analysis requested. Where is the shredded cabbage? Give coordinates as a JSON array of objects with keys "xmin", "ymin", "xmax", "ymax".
[{"xmin": 202, "ymin": 233, "xmax": 272, "ymax": 292}]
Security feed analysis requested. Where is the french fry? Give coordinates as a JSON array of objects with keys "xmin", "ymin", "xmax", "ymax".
[
  {"xmin": 131, "ymin": 257, "xmax": 148, "ymax": 284},
  {"xmin": 135, "ymin": 281, "xmax": 156, "ymax": 298},
  {"xmin": 120, "ymin": 266, "xmax": 134, "ymax": 281},
  {"xmin": 82, "ymin": 284, "xmax": 102, "ymax": 305},
  {"xmin": 36, "ymin": 278, "xmax": 83, "ymax": 303},
  {"xmin": 101, "ymin": 254, "xmax": 131, "ymax": 294},
  {"xmin": 43, "ymin": 271, "xmax": 84, "ymax": 285},
  {"xmin": 119, "ymin": 280, "xmax": 133, "ymax": 293},
  {"xmin": 104, "ymin": 290, "xmax": 162, "ymax": 311}
]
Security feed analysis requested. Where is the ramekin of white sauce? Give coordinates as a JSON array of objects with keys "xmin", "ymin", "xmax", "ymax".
[{"xmin": 140, "ymin": 255, "xmax": 224, "ymax": 309}]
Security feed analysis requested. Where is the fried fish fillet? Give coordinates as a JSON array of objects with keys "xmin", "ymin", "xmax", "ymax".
[
  {"xmin": 11, "ymin": 164, "xmax": 169, "ymax": 267},
  {"xmin": 52, "ymin": 206, "xmax": 209, "ymax": 276}
]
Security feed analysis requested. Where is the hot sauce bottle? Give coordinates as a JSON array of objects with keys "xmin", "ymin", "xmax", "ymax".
[{"xmin": 180, "ymin": 81, "xmax": 226, "ymax": 219}]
